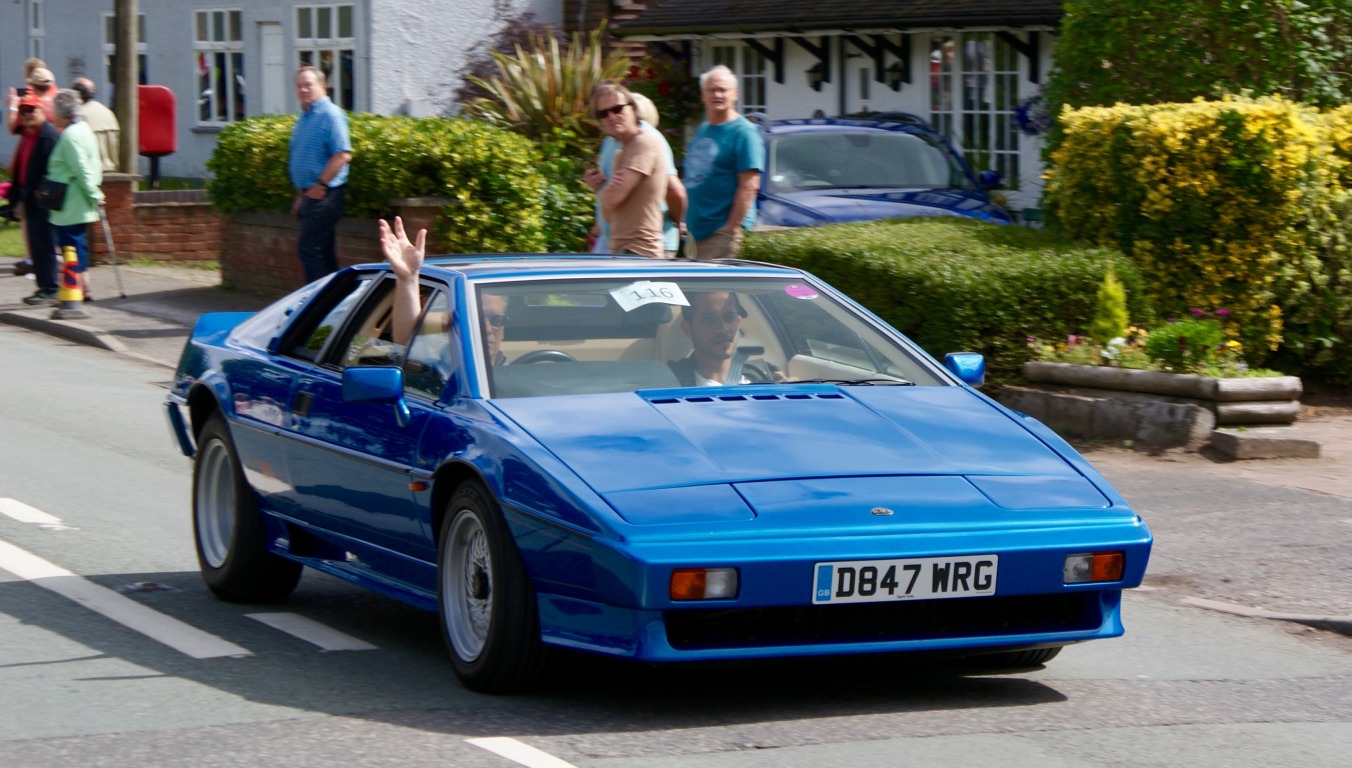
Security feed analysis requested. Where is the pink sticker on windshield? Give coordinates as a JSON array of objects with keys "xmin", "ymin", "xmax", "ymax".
[{"xmin": 785, "ymin": 284, "xmax": 819, "ymax": 300}]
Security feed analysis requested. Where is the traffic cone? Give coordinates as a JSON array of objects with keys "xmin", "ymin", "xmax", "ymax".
[{"xmin": 51, "ymin": 246, "xmax": 90, "ymax": 320}]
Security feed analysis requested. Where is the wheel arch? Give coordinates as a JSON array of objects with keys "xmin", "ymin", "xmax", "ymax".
[
  {"xmin": 429, "ymin": 460, "xmax": 493, "ymax": 544},
  {"xmin": 187, "ymin": 381, "xmax": 226, "ymax": 440}
]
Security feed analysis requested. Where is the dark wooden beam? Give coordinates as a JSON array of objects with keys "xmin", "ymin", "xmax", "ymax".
[
  {"xmin": 995, "ymin": 31, "xmax": 1040, "ymax": 84},
  {"xmin": 743, "ymin": 38, "xmax": 784, "ymax": 84},
  {"xmin": 789, "ymin": 36, "xmax": 831, "ymax": 87}
]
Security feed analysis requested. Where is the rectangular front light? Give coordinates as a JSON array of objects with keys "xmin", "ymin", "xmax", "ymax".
[
  {"xmin": 670, "ymin": 568, "xmax": 739, "ymax": 600},
  {"xmin": 1064, "ymin": 552, "xmax": 1125, "ymax": 584}
]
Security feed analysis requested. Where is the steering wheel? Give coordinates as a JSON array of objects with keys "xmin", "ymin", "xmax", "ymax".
[{"xmin": 512, "ymin": 350, "xmax": 577, "ymax": 364}]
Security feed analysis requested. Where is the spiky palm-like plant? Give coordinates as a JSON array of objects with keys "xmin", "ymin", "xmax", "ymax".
[{"xmin": 460, "ymin": 23, "xmax": 629, "ymax": 157}]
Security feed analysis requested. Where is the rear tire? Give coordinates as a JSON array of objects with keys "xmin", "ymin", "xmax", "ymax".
[
  {"xmin": 438, "ymin": 482, "xmax": 547, "ymax": 693},
  {"xmin": 193, "ymin": 413, "xmax": 302, "ymax": 602}
]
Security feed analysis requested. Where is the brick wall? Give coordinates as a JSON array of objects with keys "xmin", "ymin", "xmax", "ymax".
[
  {"xmin": 93, "ymin": 174, "xmax": 221, "ymax": 265},
  {"xmin": 220, "ymin": 199, "xmax": 447, "ymax": 295},
  {"xmin": 97, "ymin": 172, "xmax": 449, "ymax": 296}
]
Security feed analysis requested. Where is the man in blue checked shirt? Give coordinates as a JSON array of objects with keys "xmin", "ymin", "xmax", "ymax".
[{"xmin": 288, "ymin": 65, "xmax": 352, "ymax": 283}]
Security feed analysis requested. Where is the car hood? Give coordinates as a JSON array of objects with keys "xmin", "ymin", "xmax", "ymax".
[
  {"xmin": 491, "ymin": 385, "xmax": 1091, "ymax": 499},
  {"xmin": 765, "ymin": 187, "xmax": 1007, "ymax": 224}
]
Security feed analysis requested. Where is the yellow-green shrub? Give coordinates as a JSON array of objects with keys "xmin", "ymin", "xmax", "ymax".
[{"xmin": 1046, "ymin": 96, "xmax": 1341, "ymax": 371}]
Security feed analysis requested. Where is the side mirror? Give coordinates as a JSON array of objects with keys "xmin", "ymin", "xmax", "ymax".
[
  {"xmin": 978, "ymin": 170, "xmax": 1003, "ymax": 191},
  {"xmin": 342, "ymin": 366, "xmax": 411, "ymax": 427},
  {"xmin": 944, "ymin": 352, "xmax": 986, "ymax": 387}
]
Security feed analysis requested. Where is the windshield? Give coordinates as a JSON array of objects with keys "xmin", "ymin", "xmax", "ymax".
[
  {"xmin": 476, "ymin": 276, "xmax": 946, "ymax": 399},
  {"xmin": 766, "ymin": 131, "xmax": 972, "ymax": 194}
]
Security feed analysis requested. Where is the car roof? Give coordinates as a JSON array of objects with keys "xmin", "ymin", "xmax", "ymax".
[
  {"xmin": 762, "ymin": 116, "xmax": 939, "ymax": 137},
  {"xmin": 349, "ymin": 255, "xmax": 806, "ymax": 283}
]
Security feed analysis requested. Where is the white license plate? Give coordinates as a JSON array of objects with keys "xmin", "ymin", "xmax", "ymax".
[{"xmin": 812, "ymin": 555, "xmax": 998, "ymax": 604}]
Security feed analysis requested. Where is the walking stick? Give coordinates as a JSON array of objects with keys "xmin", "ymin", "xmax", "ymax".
[{"xmin": 97, "ymin": 203, "xmax": 127, "ymax": 298}]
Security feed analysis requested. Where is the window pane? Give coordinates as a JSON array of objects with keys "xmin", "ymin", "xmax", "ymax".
[
  {"xmin": 229, "ymin": 11, "xmax": 241, "ymax": 42},
  {"xmin": 338, "ymin": 4, "xmax": 353, "ymax": 38},
  {"xmin": 215, "ymin": 52, "xmax": 228, "ymax": 121},
  {"xmin": 198, "ymin": 53, "xmax": 211, "ymax": 121},
  {"xmin": 297, "ymin": 7, "xmax": 311, "ymax": 39},
  {"xmin": 299, "ymin": 49, "xmax": 315, "ymax": 67},
  {"xmin": 232, "ymin": 51, "xmax": 245, "ymax": 119},
  {"xmin": 339, "ymin": 48, "xmax": 355, "ymax": 109},
  {"xmin": 317, "ymin": 7, "xmax": 332, "ymax": 39},
  {"xmin": 106, "ymin": 15, "xmax": 115, "ymax": 44},
  {"xmin": 137, "ymin": 13, "xmax": 146, "ymax": 44},
  {"xmin": 213, "ymin": 10, "xmax": 224, "ymax": 42},
  {"xmin": 196, "ymin": 11, "xmax": 206, "ymax": 42}
]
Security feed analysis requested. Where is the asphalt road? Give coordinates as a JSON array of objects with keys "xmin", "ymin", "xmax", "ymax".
[{"xmin": 2, "ymin": 323, "xmax": 1351, "ymax": 766}]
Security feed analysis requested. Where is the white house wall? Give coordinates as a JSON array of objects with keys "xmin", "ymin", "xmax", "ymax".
[
  {"xmin": 371, "ymin": 0, "xmax": 560, "ymax": 118},
  {"xmin": 1, "ymin": 0, "xmax": 560, "ymax": 180}
]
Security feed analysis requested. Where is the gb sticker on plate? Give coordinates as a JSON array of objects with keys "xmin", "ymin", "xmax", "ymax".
[{"xmin": 611, "ymin": 281, "xmax": 689, "ymax": 313}]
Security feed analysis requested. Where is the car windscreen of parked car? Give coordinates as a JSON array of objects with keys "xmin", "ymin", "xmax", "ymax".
[
  {"xmin": 476, "ymin": 275, "xmax": 947, "ymax": 398},
  {"xmin": 765, "ymin": 131, "xmax": 973, "ymax": 195}
]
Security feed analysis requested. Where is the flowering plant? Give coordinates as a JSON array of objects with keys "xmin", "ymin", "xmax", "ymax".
[
  {"xmin": 1014, "ymin": 90, "xmax": 1052, "ymax": 136},
  {"xmin": 1029, "ymin": 308, "xmax": 1274, "ymax": 377},
  {"xmin": 624, "ymin": 53, "xmax": 702, "ymax": 156}
]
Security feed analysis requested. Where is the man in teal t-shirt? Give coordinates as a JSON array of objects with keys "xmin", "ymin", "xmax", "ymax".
[{"xmin": 683, "ymin": 65, "xmax": 764, "ymax": 260}]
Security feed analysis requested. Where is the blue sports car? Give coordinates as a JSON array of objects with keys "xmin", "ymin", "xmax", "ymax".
[
  {"xmin": 166, "ymin": 256, "xmax": 1150, "ymax": 692},
  {"xmin": 757, "ymin": 117, "xmax": 1013, "ymax": 227}
]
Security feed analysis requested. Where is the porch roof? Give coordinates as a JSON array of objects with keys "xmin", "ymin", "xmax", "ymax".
[{"xmin": 615, "ymin": 0, "xmax": 1064, "ymax": 39}]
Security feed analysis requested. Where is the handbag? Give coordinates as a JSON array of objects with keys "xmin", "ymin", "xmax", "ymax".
[{"xmin": 34, "ymin": 178, "xmax": 68, "ymax": 211}]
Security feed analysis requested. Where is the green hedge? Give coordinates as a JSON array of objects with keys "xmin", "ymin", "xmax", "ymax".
[
  {"xmin": 1046, "ymin": 96, "xmax": 1352, "ymax": 384},
  {"xmin": 741, "ymin": 218, "xmax": 1151, "ymax": 383},
  {"xmin": 206, "ymin": 113, "xmax": 594, "ymax": 253}
]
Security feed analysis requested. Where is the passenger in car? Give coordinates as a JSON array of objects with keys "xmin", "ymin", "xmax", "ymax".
[
  {"xmin": 378, "ymin": 216, "xmax": 507, "ymax": 366},
  {"xmin": 668, "ymin": 291, "xmax": 781, "ymax": 385}
]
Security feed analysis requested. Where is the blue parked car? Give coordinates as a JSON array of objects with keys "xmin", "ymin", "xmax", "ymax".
[
  {"xmin": 166, "ymin": 256, "xmax": 1149, "ymax": 692},
  {"xmin": 756, "ymin": 116, "xmax": 1012, "ymax": 228}
]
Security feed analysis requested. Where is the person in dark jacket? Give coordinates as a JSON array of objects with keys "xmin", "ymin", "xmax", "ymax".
[{"xmin": 9, "ymin": 92, "xmax": 60, "ymax": 304}]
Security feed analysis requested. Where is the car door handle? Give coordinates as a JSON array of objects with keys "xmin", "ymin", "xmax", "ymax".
[{"xmin": 293, "ymin": 390, "xmax": 314, "ymax": 418}]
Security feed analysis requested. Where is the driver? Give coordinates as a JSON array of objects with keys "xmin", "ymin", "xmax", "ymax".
[
  {"xmin": 668, "ymin": 291, "xmax": 781, "ymax": 386},
  {"xmin": 379, "ymin": 216, "xmax": 506, "ymax": 365}
]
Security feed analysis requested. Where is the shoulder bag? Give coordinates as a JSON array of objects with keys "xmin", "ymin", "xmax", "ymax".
[{"xmin": 34, "ymin": 178, "xmax": 68, "ymax": 211}]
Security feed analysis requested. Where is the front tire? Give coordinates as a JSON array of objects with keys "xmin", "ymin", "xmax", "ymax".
[
  {"xmin": 438, "ymin": 482, "xmax": 547, "ymax": 693},
  {"xmin": 970, "ymin": 646, "xmax": 1063, "ymax": 669},
  {"xmin": 193, "ymin": 413, "xmax": 302, "ymax": 602}
]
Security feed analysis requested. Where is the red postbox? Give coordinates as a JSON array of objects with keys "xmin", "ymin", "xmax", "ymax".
[{"xmin": 138, "ymin": 85, "xmax": 177, "ymax": 187}]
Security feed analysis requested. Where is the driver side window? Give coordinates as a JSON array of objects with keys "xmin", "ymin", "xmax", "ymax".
[{"xmin": 403, "ymin": 291, "xmax": 455, "ymax": 399}]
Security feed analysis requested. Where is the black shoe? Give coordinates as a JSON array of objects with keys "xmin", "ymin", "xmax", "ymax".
[
  {"xmin": 83, "ymin": 293, "xmax": 94, "ymax": 302},
  {"xmin": 13, "ymin": 259, "xmax": 32, "ymax": 277},
  {"xmin": 23, "ymin": 290, "xmax": 57, "ymax": 305}
]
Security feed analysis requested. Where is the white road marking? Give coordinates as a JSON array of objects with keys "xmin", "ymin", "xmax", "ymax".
[
  {"xmin": 245, "ymin": 612, "xmax": 378, "ymax": 651},
  {"xmin": 0, "ymin": 498, "xmax": 75, "ymax": 530},
  {"xmin": 0, "ymin": 538, "xmax": 252, "ymax": 659},
  {"xmin": 466, "ymin": 737, "xmax": 580, "ymax": 768}
]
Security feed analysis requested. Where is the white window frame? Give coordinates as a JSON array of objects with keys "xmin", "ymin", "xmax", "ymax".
[
  {"xmin": 929, "ymin": 32, "xmax": 1021, "ymax": 188},
  {"xmin": 28, "ymin": 0, "xmax": 45, "ymax": 61},
  {"xmin": 195, "ymin": 8, "xmax": 248, "ymax": 125},
  {"xmin": 710, "ymin": 43, "xmax": 767, "ymax": 115},
  {"xmin": 102, "ymin": 12, "xmax": 148, "ymax": 92},
  {"xmin": 295, "ymin": 3, "xmax": 357, "ymax": 111}
]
